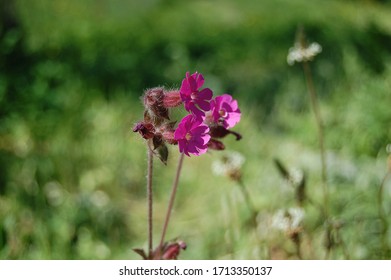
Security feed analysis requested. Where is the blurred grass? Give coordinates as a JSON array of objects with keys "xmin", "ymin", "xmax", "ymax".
[{"xmin": 0, "ymin": 0, "xmax": 391, "ymax": 259}]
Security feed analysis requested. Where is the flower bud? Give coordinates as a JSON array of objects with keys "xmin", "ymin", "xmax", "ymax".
[
  {"xmin": 207, "ymin": 139, "xmax": 225, "ymax": 150},
  {"xmin": 133, "ymin": 240, "xmax": 186, "ymax": 260},
  {"xmin": 163, "ymin": 90, "xmax": 182, "ymax": 108},
  {"xmin": 161, "ymin": 240, "xmax": 187, "ymax": 260},
  {"xmin": 209, "ymin": 125, "xmax": 242, "ymax": 140},
  {"xmin": 143, "ymin": 87, "xmax": 169, "ymax": 120},
  {"xmin": 162, "ymin": 130, "xmax": 177, "ymax": 145},
  {"xmin": 133, "ymin": 121, "xmax": 155, "ymax": 139},
  {"xmin": 158, "ymin": 122, "xmax": 177, "ymax": 145}
]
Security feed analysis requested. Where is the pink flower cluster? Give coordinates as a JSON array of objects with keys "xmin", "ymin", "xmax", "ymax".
[{"xmin": 134, "ymin": 72, "xmax": 241, "ymax": 157}]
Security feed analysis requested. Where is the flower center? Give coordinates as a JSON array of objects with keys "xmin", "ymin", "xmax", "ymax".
[
  {"xmin": 190, "ymin": 92, "xmax": 198, "ymax": 100},
  {"xmin": 185, "ymin": 132, "xmax": 192, "ymax": 141},
  {"xmin": 219, "ymin": 109, "xmax": 227, "ymax": 118}
]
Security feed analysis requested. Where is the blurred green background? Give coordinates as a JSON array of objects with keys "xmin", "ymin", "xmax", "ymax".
[{"xmin": 1, "ymin": 0, "xmax": 391, "ymax": 259}]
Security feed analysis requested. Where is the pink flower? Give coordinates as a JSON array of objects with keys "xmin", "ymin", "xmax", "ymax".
[
  {"xmin": 210, "ymin": 94, "xmax": 241, "ymax": 129},
  {"xmin": 174, "ymin": 115, "xmax": 211, "ymax": 156},
  {"xmin": 180, "ymin": 72, "xmax": 213, "ymax": 117}
]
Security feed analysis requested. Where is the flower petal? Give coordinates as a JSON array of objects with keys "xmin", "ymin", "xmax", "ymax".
[
  {"xmin": 193, "ymin": 72, "xmax": 204, "ymax": 89},
  {"xmin": 197, "ymin": 99, "xmax": 211, "ymax": 111},
  {"xmin": 198, "ymin": 88, "xmax": 213, "ymax": 100}
]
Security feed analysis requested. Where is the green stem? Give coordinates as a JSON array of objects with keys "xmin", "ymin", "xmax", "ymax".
[
  {"xmin": 302, "ymin": 61, "xmax": 328, "ymax": 215},
  {"xmin": 302, "ymin": 61, "xmax": 331, "ymax": 259},
  {"xmin": 237, "ymin": 178, "xmax": 257, "ymax": 216}
]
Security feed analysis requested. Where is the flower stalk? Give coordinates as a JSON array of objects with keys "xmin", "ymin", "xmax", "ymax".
[
  {"xmin": 287, "ymin": 27, "xmax": 328, "ymax": 217},
  {"xmin": 146, "ymin": 145, "xmax": 154, "ymax": 256},
  {"xmin": 237, "ymin": 178, "xmax": 257, "ymax": 220},
  {"xmin": 287, "ymin": 27, "xmax": 332, "ymax": 258},
  {"xmin": 302, "ymin": 60, "xmax": 329, "ymax": 218},
  {"xmin": 159, "ymin": 153, "xmax": 185, "ymax": 253}
]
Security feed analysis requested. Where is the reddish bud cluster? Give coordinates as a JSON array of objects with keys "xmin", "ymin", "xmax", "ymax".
[{"xmin": 133, "ymin": 240, "xmax": 187, "ymax": 260}]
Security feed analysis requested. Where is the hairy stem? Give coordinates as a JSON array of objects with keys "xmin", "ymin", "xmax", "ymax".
[
  {"xmin": 159, "ymin": 153, "xmax": 185, "ymax": 252},
  {"xmin": 146, "ymin": 146, "xmax": 154, "ymax": 257}
]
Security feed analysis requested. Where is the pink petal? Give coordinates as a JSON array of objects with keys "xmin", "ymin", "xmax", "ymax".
[
  {"xmin": 196, "ymin": 145, "xmax": 208, "ymax": 155},
  {"xmin": 190, "ymin": 106, "xmax": 205, "ymax": 118},
  {"xmin": 230, "ymin": 99, "xmax": 239, "ymax": 111},
  {"xmin": 221, "ymin": 102, "xmax": 234, "ymax": 112},
  {"xmin": 197, "ymin": 99, "xmax": 211, "ymax": 111},
  {"xmin": 220, "ymin": 94, "xmax": 233, "ymax": 103},
  {"xmin": 178, "ymin": 140, "xmax": 186, "ymax": 153},
  {"xmin": 225, "ymin": 112, "xmax": 241, "ymax": 128},
  {"xmin": 187, "ymin": 73, "xmax": 198, "ymax": 92},
  {"xmin": 198, "ymin": 88, "xmax": 213, "ymax": 100},
  {"xmin": 200, "ymin": 133, "xmax": 211, "ymax": 145},
  {"xmin": 191, "ymin": 125, "xmax": 209, "ymax": 136},
  {"xmin": 186, "ymin": 142, "xmax": 199, "ymax": 155},
  {"xmin": 180, "ymin": 78, "xmax": 191, "ymax": 96},
  {"xmin": 193, "ymin": 72, "xmax": 205, "ymax": 89}
]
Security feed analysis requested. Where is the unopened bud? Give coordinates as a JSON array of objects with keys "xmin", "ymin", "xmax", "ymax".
[
  {"xmin": 162, "ymin": 130, "xmax": 177, "ymax": 145},
  {"xmin": 133, "ymin": 122, "xmax": 155, "ymax": 139},
  {"xmin": 143, "ymin": 87, "xmax": 169, "ymax": 120},
  {"xmin": 207, "ymin": 139, "xmax": 225, "ymax": 150},
  {"xmin": 209, "ymin": 125, "xmax": 242, "ymax": 140},
  {"xmin": 161, "ymin": 240, "xmax": 187, "ymax": 260},
  {"xmin": 163, "ymin": 90, "xmax": 182, "ymax": 108}
]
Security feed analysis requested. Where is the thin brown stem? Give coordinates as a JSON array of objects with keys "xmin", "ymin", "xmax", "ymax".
[
  {"xmin": 295, "ymin": 237, "xmax": 302, "ymax": 260},
  {"xmin": 302, "ymin": 61, "xmax": 329, "ymax": 217},
  {"xmin": 159, "ymin": 153, "xmax": 185, "ymax": 252},
  {"xmin": 146, "ymin": 146, "xmax": 154, "ymax": 257},
  {"xmin": 302, "ymin": 61, "xmax": 331, "ymax": 259},
  {"xmin": 237, "ymin": 178, "xmax": 262, "ymax": 258}
]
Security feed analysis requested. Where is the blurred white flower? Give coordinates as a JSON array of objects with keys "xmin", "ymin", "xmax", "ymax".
[
  {"xmin": 272, "ymin": 207, "xmax": 305, "ymax": 232},
  {"xmin": 289, "ymin": 168, "xmax": 304, "ymax": 187},
  {"xmin": 256, "ymin": 212, "xmax": 273, "ymax": 239},
  {"xmin": 212, "ymin": 151, "xmax": 245, "ymax": 180},
  {"xmin": 287, "ymin": 42, "xmax": 322, "ymax": 65}
]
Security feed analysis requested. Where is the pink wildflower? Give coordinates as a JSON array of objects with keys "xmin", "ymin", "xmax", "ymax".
[
  {"xmin": 174, "ymin": 115, "xmax": 210, "ymax": 156},
  {"xmin": 180, "ymin": 72, "xmax": 213, "ymax": 117},
  {"xmin": 210, "ymin": 94, "xmax": 241, "ymax": 129}
]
